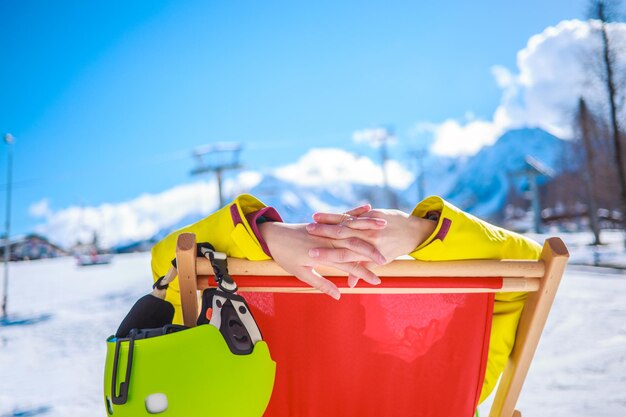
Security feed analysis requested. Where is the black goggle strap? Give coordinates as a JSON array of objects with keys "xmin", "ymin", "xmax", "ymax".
[
  {"xmin": 195, "ymin": 242, "xmax": 262, "ymax": 346},
  {"xmin": 159, "ymin": 243, "xmax": 236, "ymax": 293},
  {"xmin": 197, "ymin": 242, "xmax": 237, "ymax": 293}
]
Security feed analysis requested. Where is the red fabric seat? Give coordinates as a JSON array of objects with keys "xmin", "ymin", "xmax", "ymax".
[{"xmin": 244, "ymin": 286, "xmax": 494, "ymax": 417}]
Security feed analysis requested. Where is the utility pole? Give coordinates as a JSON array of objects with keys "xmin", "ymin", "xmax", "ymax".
[
  {"xmin": 2, "ymin": 133, "xmax": 15, "ymax": 319},
  {"xmin": 190, "ymin": 143, "xmax": 242, "ymax": 208},
  {"xmin": 409, "ymin": 149, "xmax": 427, "ymax": 202},
  {"xmin": 378, "ymin": 126, "xmax": 398, "ymax": 208},
  {"xmin": 353, "ymin": 126, "xmax": 398, "ymax": 207}
]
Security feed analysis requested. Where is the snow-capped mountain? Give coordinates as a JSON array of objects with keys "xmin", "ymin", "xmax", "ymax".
[
  {"xmin": 247, "ymin": 127, "xmax": 567, "ymax": 222},
  {"xmin": 437, "ymin": 128, "xmax": 567, "ymax": 218}
]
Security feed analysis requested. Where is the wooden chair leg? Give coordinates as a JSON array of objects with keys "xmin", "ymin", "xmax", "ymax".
[
  {"xmin": 489, "ymin": 238, "xmax": 568, "ymax": 417},
  {"xmin": 177, "ymin": 232, "xmax": 199, "ymax": 327}
]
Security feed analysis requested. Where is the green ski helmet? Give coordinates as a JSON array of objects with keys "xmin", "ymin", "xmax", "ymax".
[{"xmin": 104, "ymin": 248, "xmax": 276, "ymax": 417}]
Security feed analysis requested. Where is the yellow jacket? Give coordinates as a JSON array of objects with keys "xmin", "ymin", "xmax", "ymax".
[
  {"xmin": 409, "ymin": 196, "xmax": 541, "ymax": 403},
  {"xmin": 152, "ymin": 194, "xmax": 541, "ymax": 405}
]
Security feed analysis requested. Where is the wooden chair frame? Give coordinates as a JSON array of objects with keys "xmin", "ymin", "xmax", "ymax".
[{"xmin": 175, "ymin": 233, "xmax": 568, "ymax": 417}]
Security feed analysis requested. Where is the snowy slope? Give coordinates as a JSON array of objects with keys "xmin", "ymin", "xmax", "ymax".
[
  {"xmin": 1, "ymin": 237, "xmax": 625, "ymax": 417},
  {"xmin": 0, "ymin": 254, "xmax": 151, "ymax": 417}
]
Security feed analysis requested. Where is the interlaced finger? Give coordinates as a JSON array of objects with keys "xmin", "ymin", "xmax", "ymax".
[
  {"xmin": 307, "ymin": 223, "xmax": 351, "ymax": 238},
  {"xmin": 311, "ymin": 216, "xmax": 386, "ymax": 231},
  {"xmin": 347, "ymin": 274, "xmax": 360, "ymax": 288},
  {"xmin": 331, "ymin": 236, "xmax": 386, "ymax": 264},
  {"xmin": 293, "ymin": 266, "xmax": 341, "ymax": 300},
  {"xmin": 309, "ymin": 247, "xmax": 380, "ymax": 264},
  {"xmin": 329, "ymin": 262, "xmax": 381, "ymax": 286},
  {"xmin": 310, "ymin": 238, "xmax": 386, "ymax": 265},
  {"xmin": 344, "ymin": 204, "xmax": 372, "ymax": 217}
]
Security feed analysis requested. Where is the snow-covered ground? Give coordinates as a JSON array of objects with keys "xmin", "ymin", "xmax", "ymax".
[
  {"xmin": 0, "ymin": 233, "xmax": 625, "ymax": 417},
  {"xmin": 0, "ymin": 253, "xmax": 151, "ymax": 417},
  {"xmin": 528, "ymin": 229, "xmax": 626, "ymax": 269}
]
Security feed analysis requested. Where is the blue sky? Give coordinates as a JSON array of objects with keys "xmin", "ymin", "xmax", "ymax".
[{"xmin": 0, "ymin": 0, "xmax": 591, "ymax": 237}]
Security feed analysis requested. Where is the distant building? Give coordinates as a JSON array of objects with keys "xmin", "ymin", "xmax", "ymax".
[{"xmin": 0, "ymin": 234, "xmax": 70, "ymax": 261}]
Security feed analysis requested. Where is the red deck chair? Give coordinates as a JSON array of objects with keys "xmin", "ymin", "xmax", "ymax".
[{"xmin": 176, "ymin": 234, "xmax": 568, "ymax": 417}]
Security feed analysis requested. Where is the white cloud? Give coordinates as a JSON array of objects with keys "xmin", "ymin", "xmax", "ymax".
[
  {"xmin": 420, "ymin": 19, "xmax": 626, "ymax": 157},
  {"xmin": 421, "ymin": 118, "xmax": 505, "ymax": 156},
  {"xmin": 28, "ymin": 199, "xmax": 52, "ymax": 218},
  {"xmin": 224, "ymin": 170, "xmax": 263, "ymax": 196},
  {"xmin": 491, "ymin": 65, "xmax": 515, "ymax": 88},
  {"xmin": 273, "ymin": 148, "xmax": 413, "ymax": 189},
  {"xmin": 33, "ymin": 181, "xmax": 220, "ymax": 249},
  {"xmin": 236, "ymin": 171, "xmax": 263, "ymax": 189},
  {"xmin": 352, "ymin": 127, "xmax": 397, "ymax": 148}
]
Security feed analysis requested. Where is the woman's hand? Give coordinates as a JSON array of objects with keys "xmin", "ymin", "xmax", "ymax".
[
  {"xmin": 258, "ymin": 221, "xmax": 386, "ymax": 300},
  {"xmin": 306, "ymin": 207, "xmax": 437, "ymax": 287}
]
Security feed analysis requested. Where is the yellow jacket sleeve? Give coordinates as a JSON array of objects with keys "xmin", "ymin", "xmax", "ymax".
[
  {"xmin": 408, "ymin": 196, "xmax": 542, "ymax": 404},
  {"xmin": 151, "ymin": 194, "xmax": 273, "ymax": 324}
]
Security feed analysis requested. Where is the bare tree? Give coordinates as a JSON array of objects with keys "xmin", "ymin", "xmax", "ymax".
[
  {"xmin": 589, "ymin": 0, "xmax": 626, "ymax": 233},
  {"xmin": 577, "ymin": 97, "xmax": 603, "ymax": 244}
]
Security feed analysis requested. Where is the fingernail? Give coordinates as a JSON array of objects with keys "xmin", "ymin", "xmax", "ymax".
[
  {"xmin": 331, "ymin": 290, "xmax": 341, "ymax": 300},
  {"xmin": 309, "ymin": 248, "xmax": 319, "ymax": 257},
  {"xmin": 306, "ymin": 223, "xmax": 316, "ymax": 232},
  {"xmin": 373, "ymin": 277, "xmax": 382, "ymax": 285},
  {"xmin": 377, "ymin": 255, "xmax": 387, "ymax": 265},
  {"xmin": 375, "ymin": 219, "xmax": 387, "ymax": 226}
]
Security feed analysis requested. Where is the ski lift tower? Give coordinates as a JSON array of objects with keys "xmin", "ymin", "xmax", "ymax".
[
  {"xmin": 372, "ymin": 126, "xmax": 398, "ymax": 208},
  {"xmin": 190, "ymin": 143, "xmax": 243, "ymax": 208},
  {"xmin": 513, "ymin": 155, "xmax": 554, "ymax": 234},
  {"xmin": 409, "ymin": 148, "xmax": 427, "ymax": 203}
]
